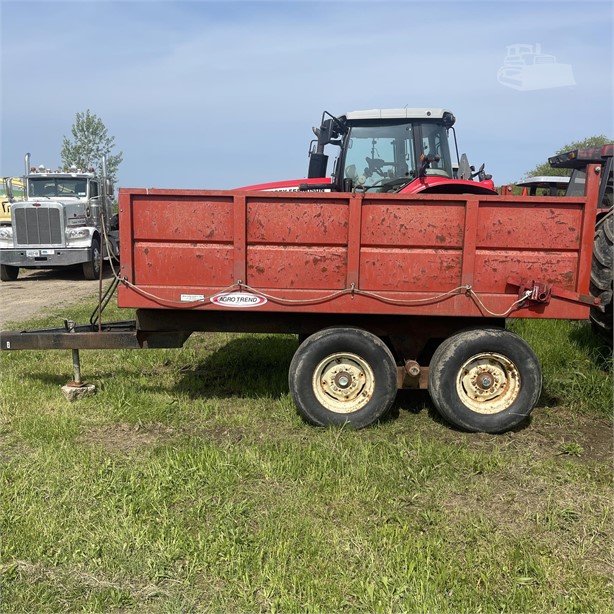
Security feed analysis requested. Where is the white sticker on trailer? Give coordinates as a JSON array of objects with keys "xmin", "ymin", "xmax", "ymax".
[
  {"xmin": 211, "ymin": 292, "xmax": 267, "ymax": 308},
  {"xmin": 180, "ymin": 294, "xmax": 205, "ymax": 302}
]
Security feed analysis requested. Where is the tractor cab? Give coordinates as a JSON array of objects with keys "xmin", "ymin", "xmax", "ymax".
[
  {"xmin": 307, "ymin": 108, "xmax": 495, "ymax": 195},
  {"xmin": 548, "ymin": 144, "xmax": 613, "ymax": 210}
]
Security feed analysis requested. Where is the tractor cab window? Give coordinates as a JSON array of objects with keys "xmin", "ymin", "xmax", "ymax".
[
  {"xmin": 342, "ymin": 120, "xmax": 453, "ymax": 191},
  {"xmin": 565, "ymin": 170, "xmax": 586, "ymax": 197},
  {"xmin": 420, "ymin": 123, "xmax": 453, "ymax": 178},
  {"xmin": 343, "ymin": 122, "xmax": 416, "ymax": 191}
]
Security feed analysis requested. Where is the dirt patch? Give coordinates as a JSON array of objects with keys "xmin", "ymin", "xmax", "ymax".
[
  {"xmin": 78, "ymin": 422, "xmax": 175, "ymax": 453},
  {"xmin": 506, "ymin": 408, "xmax": 613, "ymax": 464},
  {"xmin": 411, "ymin": 404, "xmax": 613, "ymax": 464},
  {"xmin": 0, "ymin": 266, "xmax": 114, "ymax": 328}
]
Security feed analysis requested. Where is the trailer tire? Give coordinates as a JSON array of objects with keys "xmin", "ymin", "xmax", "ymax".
[
  {"xmin": 0, "ymin": 264, "xmax": 19, "ymax": 281},
  {"xmin": 590, "ymin": 210, "xmax": 613, "ymax": 346},
  {"xmin": 428, "ymin": 328, "xmax": 542, "ymax": 433},
  {"xmin": 289, "ymin": 327, "xmax": 398, "ymax": 429},
  {"xmin": 82, "ymin": 237, "xmax": 101, "ymax": 280}
]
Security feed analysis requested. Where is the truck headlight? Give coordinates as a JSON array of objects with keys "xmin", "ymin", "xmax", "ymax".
[
  {"xmin": 66, "ymin": 228, "xmax": 90, "ymax": 239},
  {"xmin": 0, "ymin": 227, "xmax": 13, "ymax": 239}
]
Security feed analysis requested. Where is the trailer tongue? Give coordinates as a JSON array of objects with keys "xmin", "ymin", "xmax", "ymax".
[{"xmin": 0, "ymin": 164, "xmax": 601, "ymax": 434}]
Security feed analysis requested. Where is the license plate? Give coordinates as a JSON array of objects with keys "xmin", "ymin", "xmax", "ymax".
[
  {"xmin": 26, "ymin": 250, "xmax": 40, "ymax": 257},
  {"xmin": 41, "ymin": 249, "xmax": 54, "ymax": 255}
]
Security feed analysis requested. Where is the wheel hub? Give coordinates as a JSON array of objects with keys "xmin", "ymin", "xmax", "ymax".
[
  {"xmin": 313, "ymin": 353, "xmax": 375, "ymax": 414},
  {"xmin": 457, "ymin": 352, "xmax": 521, "ymax": 414},
  {"xmin": 475, "ymin": 371, "xmax": 495, "ymax": 390}
]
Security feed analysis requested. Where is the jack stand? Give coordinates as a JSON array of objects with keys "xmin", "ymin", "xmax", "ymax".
[{"xmin": 61, "ymin": 320, "xmax": 96, "ymax": 401}]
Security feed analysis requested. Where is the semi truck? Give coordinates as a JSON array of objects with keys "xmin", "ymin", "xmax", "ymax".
[
  {"xmin": 0, "ymin": 159, "xmax": 602, "ymax": 434},
  {"xmin": 0, "ymin": 154, "xmax": 119, "ymax": 282}
]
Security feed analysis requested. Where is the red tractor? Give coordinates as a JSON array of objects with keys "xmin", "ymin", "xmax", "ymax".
[
  {"xmin": 517, "ymin": 144, "xmax": 613, "ymax": 345},
  {"xmin": 242, "ymin": 108, "xmax": 496, "ymax": 195},
  {"xmin": 549, "ymin": 144, "xmax": 613, "ymax": 345}
]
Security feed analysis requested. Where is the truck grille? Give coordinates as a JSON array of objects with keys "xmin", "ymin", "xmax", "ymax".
[{"xmin": 14, "ymin": 207, "xmax": 63, "ymax": 245}]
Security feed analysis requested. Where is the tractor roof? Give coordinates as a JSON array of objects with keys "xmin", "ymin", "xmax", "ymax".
[
  {"xmin": 549, "ymin": 144, "xmax": 613, "ymax": 169},
  {"xmin": 344, "ymin": 108, "xmax": 452, "ymax": 121}
]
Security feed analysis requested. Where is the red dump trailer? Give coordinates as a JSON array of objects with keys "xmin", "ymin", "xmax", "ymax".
[{"xmin": 1, "ymin": 165, "xmax": 602, "ymax": 433}]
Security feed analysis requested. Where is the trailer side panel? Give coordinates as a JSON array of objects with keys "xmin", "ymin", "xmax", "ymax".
[{"xmin": 117, "ymin": 169, "xmax": 599, "ymax": 321}]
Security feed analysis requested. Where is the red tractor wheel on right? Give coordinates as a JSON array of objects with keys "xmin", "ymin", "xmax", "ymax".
[{"xmin": 590, "ymin": 210, "xmax": 613, "ymax": 347}]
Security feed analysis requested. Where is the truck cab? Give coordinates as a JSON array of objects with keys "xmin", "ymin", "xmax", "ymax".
[{"xmin": 0, "ymin": 154, "xmax": 119, "ymax": 281}]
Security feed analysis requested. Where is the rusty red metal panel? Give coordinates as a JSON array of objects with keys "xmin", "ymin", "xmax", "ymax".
[
  {"xmin": 476, "ymin": 200, "xmax": 584, "ymax": 250},
  {"xmin": 247, "ymin": 245, "xmax": 347, "ymax": 289},
  {"xmin": 359, "ymin": 248, "xmax": 462, "ymax": 292},
  {"xmin": 246, "ymin": 197, "xmax": 349, "ymax": 245},
  {"xmin": 133, "ymin": 243, "xmax": 233, "ymax": 286},
  {"xmin": 473, "ymin": 251, "xmax": 579, "ymax": 293},
  {"xmin": 361, "ymin": 201, "xmax": 465, "ymax": 247},
  {"xmin": 130, "ymin": 193, "xmax": 234, "ymax": 242}
]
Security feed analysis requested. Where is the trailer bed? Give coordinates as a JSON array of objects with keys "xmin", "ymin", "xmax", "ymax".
[{"xmin": 117, "ymin": 172, "xmax": 599, "ymax": 321}]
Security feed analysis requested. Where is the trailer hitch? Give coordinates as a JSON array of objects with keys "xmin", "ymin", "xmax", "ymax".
[
  {"xmin": 507, "ymin": 277, "xmax": 600, "ymax": 307},
  {"xmin": 517, "ymin": 280, "xmax": 552, "ymax": 304}
]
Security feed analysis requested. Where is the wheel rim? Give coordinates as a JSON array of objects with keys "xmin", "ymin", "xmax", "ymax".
[
  {"xmin": 456, "ymin": 352, "xmax": 521, "ymax": 414},
  {"xmin": 312, "ymin": 352, "xmax": 375, "ymax": 414}
]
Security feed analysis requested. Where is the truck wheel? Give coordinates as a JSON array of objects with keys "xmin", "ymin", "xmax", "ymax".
[
  {"xmin": 288, "ymin": 327, "xmax": 398, "ymax": 428},
  {"xmin": 590, "ymin": 211, "xmax": 613, "ymax": 346},
  {"xmin": 82, "ymin": 237, "xmax": 101, "ymax": 280},
  {"xmin": 0, "ymin": 265, "xmax": 19, "ymax": 281},
  {"xmin": 428, "ymin": 328, "xmax": 542, "ymax": 433}
]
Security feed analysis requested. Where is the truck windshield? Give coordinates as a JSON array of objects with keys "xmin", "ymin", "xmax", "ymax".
[
  {"xmin": 28, "ymin": 178, "xmax": 87, "ymax": 198},
  {"xmin": 342, "ymin": 121, "xmax": 453, "ymax": 191}
]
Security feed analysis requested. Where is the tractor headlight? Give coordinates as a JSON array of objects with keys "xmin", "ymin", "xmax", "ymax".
[
  {"xmin": 0, "ymin": 227, "xmax": 13, "ymax": 239},
  {"xmin": 66, "ymin": 227, "xmax": 90, "ymax": 239}
]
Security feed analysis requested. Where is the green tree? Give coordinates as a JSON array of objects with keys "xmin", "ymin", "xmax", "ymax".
[
  {"xmin": 524, "ymin": 135, "xmax": 611, "ymax": 178},
  {"xmin": 61, "ymin": 110, "xmax": 123, "ymax": 182}
]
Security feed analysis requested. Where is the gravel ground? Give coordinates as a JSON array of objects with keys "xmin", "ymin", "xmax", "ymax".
[{"xmin": 0, "ymin": 266, "xmax": 114, "ymax": 329}]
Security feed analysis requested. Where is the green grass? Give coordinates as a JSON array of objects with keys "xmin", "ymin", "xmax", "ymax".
[{"xmin": 1, "ymin": 301, "xmax": 612, "ymax": 613}]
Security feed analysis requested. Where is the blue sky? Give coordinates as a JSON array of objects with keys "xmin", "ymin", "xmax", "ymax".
[{"xmin": 1, "ymin": 0, "xmax": 612, "ymax": 188}]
